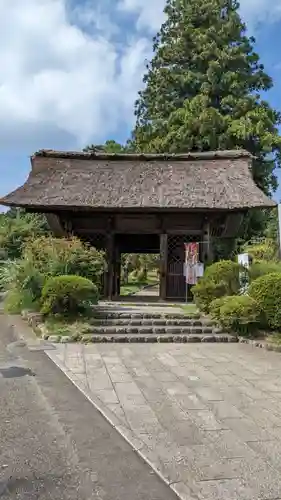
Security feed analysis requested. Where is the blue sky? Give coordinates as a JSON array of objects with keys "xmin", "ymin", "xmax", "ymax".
[{"xmin": 1, "ymin": 0, "xmax": 281, "ymax": 209}]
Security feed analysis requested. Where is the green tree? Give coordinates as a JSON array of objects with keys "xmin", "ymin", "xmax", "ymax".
[
  {"xmin": 132, "ymin": 0, "xmax": 281, "ymax": 196},
  {"xmin": 264, "ymin": 206, "xmax": 278, "ymax": 241},
  {"xmin": 84, "ymin": 140, "xmax": 128, "ymax": 153},
  {"xmin": 0, "ymin": 209, "xmax": 49, "ymax": 260}
]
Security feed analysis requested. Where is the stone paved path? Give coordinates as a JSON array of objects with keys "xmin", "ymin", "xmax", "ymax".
[
  {"xmin": 133, "ymin": 284, "xmax": 159, "ymax": 297},
  {"xmin": 46, "ymin": 343, "xmax": 281, "ymax": 500},
  {"xmin": 99, "ymin": 301, "xmax": 185, "ymax": 314}
]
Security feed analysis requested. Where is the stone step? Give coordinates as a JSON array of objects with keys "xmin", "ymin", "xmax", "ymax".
[
  {"xmin": 89, "ymin": 318, "xmax": 211, "ymax": 327},
  {"xmin": 88, "ymin": 325, "xmax": 216, "ymax": 335},
  {"xmin": 78, "ymin": 333, "xmax": 238, "ymax": 344},
  {"xmin": 100, "ymin": 301, "xmax": 185, "ymax": 308},
  {"xmin": 47, "ymin": 333, "xmax": 237, "ymax": 343},
  {"xmin": 92, "ymin": 310, "xmax": 203, "ymax": 321}
]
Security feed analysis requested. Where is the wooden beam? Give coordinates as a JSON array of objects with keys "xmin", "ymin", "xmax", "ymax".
[
  {"xmin": 75, "ymin": 228, "xmax": 160, "ymax": 235},
  {"xmin": 166, "ymin": 229, "xmax": 202, "ymax": 235}
]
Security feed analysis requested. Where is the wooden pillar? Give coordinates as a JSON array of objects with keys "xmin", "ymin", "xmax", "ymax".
[
  {"xmin": 45, "ymin": 213, "xmax": 70, "ymax": 237},
  {"xmin": 104, "ymin": 232, "xmax": 114, "ymax": 300},
  {"xmin": 202, "ymin": 221, "xmax": 213, "ymax": 264},
  {"xmin": 159, "ymin": 233, "xmax": 168, "ymax": 300},
  {"xmin": 113, "ymin": 244, "xmax": 121, "ymax": 298}
]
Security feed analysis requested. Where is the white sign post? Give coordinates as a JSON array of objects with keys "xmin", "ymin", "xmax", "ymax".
[
  {"xmin": 238, "ymin": 253, "xmax": 250, "ymax": 294},
  {"xmin": 278, "ymin": 204, "xmax": 281, "ymax": 258}
]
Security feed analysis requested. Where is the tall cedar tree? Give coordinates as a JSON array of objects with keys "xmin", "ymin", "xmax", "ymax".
[{"xmin": 133, "ymin": 0, "xmax": 281, "ymax": 196}]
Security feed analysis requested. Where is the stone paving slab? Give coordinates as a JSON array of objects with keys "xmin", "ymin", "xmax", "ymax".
[
  {"xmin": 46, "ymin": 343, "xmax": 281, "ymax": 500},
  {"xmin": 98, "ymin": 301, "xmax": 186, "ymax": 315}
]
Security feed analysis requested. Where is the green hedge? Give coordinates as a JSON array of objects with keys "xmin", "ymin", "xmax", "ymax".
[
  {"xmin": 249, "ymin": 261, "xmax": 281, "ymax": 282},
  {"xmin": 191, "ymin": 260, "xmax": 242, "ymax": 313},
  {"xmin": 192, "ymin": 280, "xmax": 228, "ymax": 313},
  {"xmin": 209, "ymin": 296, "xmax": 230, "ymax": 321},
  {"xmin": 204, "ymin": 260, "xmax": 242, "ymax": 294},
  {"xmin": 41, "ymin": 275, "xmax": 99, "ymax": 316},
  {"xmin": 210, "ymin": 295, "xmax": 261, "ymax": 337},
  {"xmin": 248, "ymin": 272, "xmax": 281, "ymax": 330}
]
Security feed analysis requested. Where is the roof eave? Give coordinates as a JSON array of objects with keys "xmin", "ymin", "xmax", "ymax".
[
  {"xmin": 31, "ymin": 149, "xmax": 253, "ymax": 162},
  {"xmin": 0, "ymin": 199, "xmax": 276, "ymax": 212}
]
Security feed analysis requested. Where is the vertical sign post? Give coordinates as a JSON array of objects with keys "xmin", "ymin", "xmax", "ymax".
[
  {"xmin": 237, "ymin": 253, "xmax": 249, "ymax": 294},
  {"xmin": 278, "ymin": 204, "xmax": 281, "ymax": 259}
]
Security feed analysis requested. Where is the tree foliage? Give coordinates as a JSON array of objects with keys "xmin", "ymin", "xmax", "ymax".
[
  {"xmin": 264, "ymin": 207, "xmax": 278, "ymax": 241},
  {"xmin": 84, "ymin": 140, "xmax": 130, "ymax": 153},
  {"xmin": 0, "ymin": 209, "xmax": 50, "ymax": 260},
  {"xmin": 132, "ymin": 0, "xmax": 281, "ymax": 196}
]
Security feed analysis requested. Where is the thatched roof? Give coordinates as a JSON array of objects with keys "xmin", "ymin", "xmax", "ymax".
[{"xmin": 0, "ymin": 149, "xmax": 275, "ymax": 211}]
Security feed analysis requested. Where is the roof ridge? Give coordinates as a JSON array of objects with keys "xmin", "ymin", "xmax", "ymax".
[{"xmin": 32, "ymin": 149, "xmax": 252, "ymax": 161}]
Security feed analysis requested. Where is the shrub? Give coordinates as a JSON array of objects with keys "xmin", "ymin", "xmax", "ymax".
[
  {"xmin": 248, "ymin": 273, "xmax": 281, "ymax": 330},
  {"xmin": 0, "ymin": 211, "xmax": 49, "ymax": 259},
  {"xmin": 4, "ymin": 289, "xmax": 38, "ymax": 314},
  {"xmin": 23, "ymin": 236, "xmax": 105, "ymax": 289},
  {"xmin": 243, "ymin": 239, "xmax": 277, "ymax": 262},
  {"xmin": 249, "ymin": 261, "xmax": 281, "ymax": 282},
  {"xmin": 137, "ymin": 268, "xmax": 147, "ymax": 282},
  {"xmin": 192, "ymin": 260, "xmax": 242, "ymax": 313},
  {"xmin": 41, "ymin": 275, "xmax": 99, "ymax": 316},
  {"xmin": 218, "ymin": 295, "xmax": 261, "ymax": 337},
  {"xmin": 204, "ymin": 260, "xmax": 242, "ymax": 294},
  {"xmin": 1, "ymin": 236, "xmax": 105, "ymax": 313},
  {"xmin": 1, "ymin": 259, "xmax": 44, "ymax": 312},
  {"xmin": 192, "ymin": 280, "xmax": 228, "ymax": 313},
  {"xmin": 209, "ymin": 296, "xmax": 230, "ymax": 321}
]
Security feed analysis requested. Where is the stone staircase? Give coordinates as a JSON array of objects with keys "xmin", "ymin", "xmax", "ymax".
[{"xmin": 79, "ymin": 304, "xmax": 237, "ymax": 343}]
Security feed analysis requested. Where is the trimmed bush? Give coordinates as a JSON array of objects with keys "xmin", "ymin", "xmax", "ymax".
[
  {"xmin": 248, "ymin": 272, "xmax": 281, "ymax": 330},
  {"xmin": 41, "ymin": 275, "xmax": 99, "ymax": 316},
  {"xmin": 192, "ymin": 280, "xmax": 228, "ymax": 313},
  {"xmin": 204, "ymin": 260, "xmax": 242, "ymax": 294},
  {"xmin": 218, "ymin": 295, "xmax": 261, "ymax": 337},
  {"xmin": 249, "ymin": 261, "xmax": 281, "ymax": 282},
  {"xmin": 192, "ymin": 260, "xmax": 242, "ymax": 313},
  {"xmin": 209, "ymin": 296, "xmax": 230, "ymax": 321},
  {"xmin": 209, "ymin": 295, "xmax": 261, "ymax": 336}
]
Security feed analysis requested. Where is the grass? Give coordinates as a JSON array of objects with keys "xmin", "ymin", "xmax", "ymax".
[
  {"xmin": 45, "ymin": 315, "xmax": 93, "ymax": 337},
  {"xmin": 180, "ymin": 303, "xmax": 199, "ymax": 315},
  {"xmin": 266, "ymin": 332, "xmax": 281, "ymax": 345},
  {"xmin": 120, "ymin": 271, "xmax": 159, "ymax": 296},
  {"xmin": 4, "ymin": 288, "xmax": 40, "ymax": 314},
  {"xmin": 120, "ymin": 281, "xmax": 149, "ymax": 296}
]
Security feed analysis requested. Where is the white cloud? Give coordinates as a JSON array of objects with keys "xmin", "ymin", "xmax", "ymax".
[
  {"xmin": 117, "ymin": 0, "xmax": 166, "ymax": 32},
  {"xmin": 239, "ymin": 0, "xmax": 281, "ymax": 28},
  {"xmin": 0, "ymin": 0, "xmax": 279, "ymax": 152},
  {"xmin": 0, "ymin": 0, "xmax": 151, "ymax": 148},
  {"xmin": 117, "ymin": 0, "xmax": 281, "ymax": 34}
]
